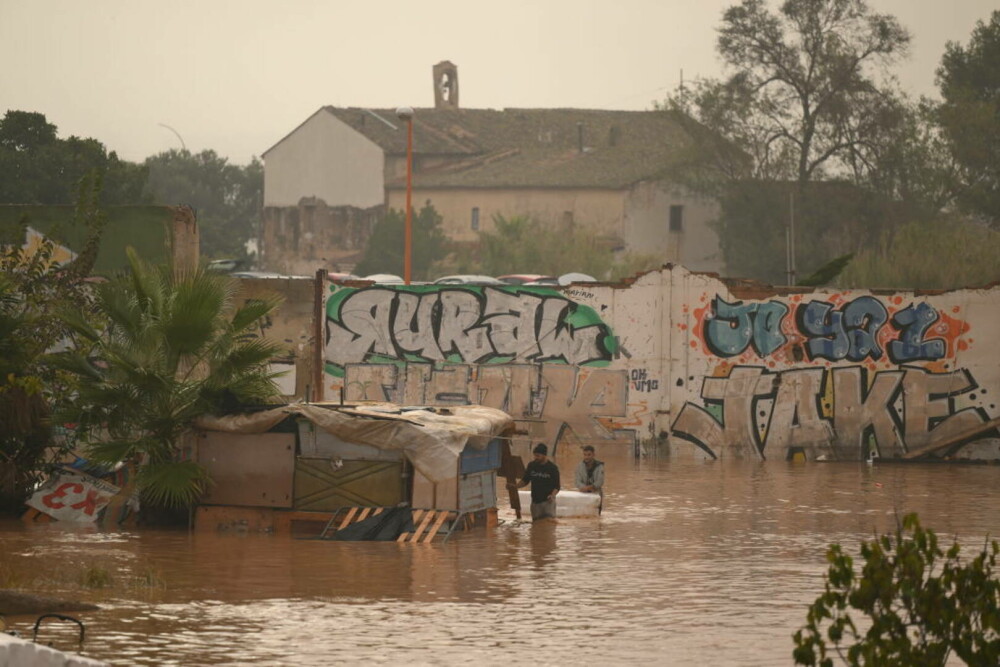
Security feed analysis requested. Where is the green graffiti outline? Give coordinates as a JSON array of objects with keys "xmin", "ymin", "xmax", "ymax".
[{"xmin": 323, "ymin": 283, "xmax": 615, "ymax": 377}]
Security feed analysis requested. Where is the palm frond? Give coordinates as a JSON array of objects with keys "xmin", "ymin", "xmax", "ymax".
[{"xmin": 137, "ymin": 460, "xmax": 212, "ymax": 508}]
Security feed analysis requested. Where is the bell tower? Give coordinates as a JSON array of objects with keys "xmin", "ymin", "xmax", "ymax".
[{"xmin": 433, "ymin": 61, "xmax": 459, "ymax": 110}]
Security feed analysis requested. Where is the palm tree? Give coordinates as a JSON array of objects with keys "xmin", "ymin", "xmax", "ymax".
[
  {"xmin": 0, "ymin": 273, "xmax": 52, "ymax": 512},
  {"xmin": 52, "ymin": 247, "xmax": 285, "ymax": 509}
]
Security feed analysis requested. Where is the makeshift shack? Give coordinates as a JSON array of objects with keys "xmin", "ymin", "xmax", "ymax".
[{"xmin": 192, "ymin": 402, "xmax": 517, "ymax": 539}]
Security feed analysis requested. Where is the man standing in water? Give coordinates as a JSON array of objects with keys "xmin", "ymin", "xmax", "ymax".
[
  {"xmin": 575, "ymin": 445, "xmax": 604, "ymax": 514},
  {"xmin": 513, "ymin": 443, "xmax": 560, "ymax": 520}
]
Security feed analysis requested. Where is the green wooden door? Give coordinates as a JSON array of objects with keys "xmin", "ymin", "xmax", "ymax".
[{"xmin": 293, "ymin": 458, "xmax": 404, "ymax": 511}]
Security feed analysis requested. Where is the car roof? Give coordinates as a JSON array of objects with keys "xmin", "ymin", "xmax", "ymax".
[
  {"xmin": 362, "ymin": 273, "xmax": 405, "ymax": 284},
  {"xmin": 433, "ymin": 275, "xmax": 504, "ymax": 284},
  {"xmin": 497, "ymin": 273, "xmax": 556, "ymax": 284}
]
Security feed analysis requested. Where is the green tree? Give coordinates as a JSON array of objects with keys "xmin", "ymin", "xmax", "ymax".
[
  {"xmin": 841, "ymin": 95, "xmax": 962, "ymax": 221},
  {"xmin": 715, "ymin": 180, "xmax": 898, "ymax": 285},
  {"xmin": 793, "ymin": 513, "xmax": 1000, "ymax": 666},
  {"xmin": 668, "ymin": 0, "xmax": 909, "ymax": 189},
  {"xmin": 143, "ymin": 149, "xmax": 262, "ymax": 260},
  {"xmin": 835, "ymin": 217, "xmax": 1000, "ymax": 289},
  {"xmin": 0, "ymin": 110, "xmax": 147, "ymax": 206},
  {"xmin": 0, "ymin": 174, "xmax": 106, "ymax": 512},
  {"xmin": 51, "ymin": 248, "xmax": 285, "ymax": 510},
  {"xmin": 937, "ymin": 10, "xmax": 1000, "ymax": 226},
  {"xmin": 449, "ymin": 214, "xmax": 657, "ymax": 282},
  {"xmin": 354, "ymin": 203, "xmax": 447, "ymax": 280}
]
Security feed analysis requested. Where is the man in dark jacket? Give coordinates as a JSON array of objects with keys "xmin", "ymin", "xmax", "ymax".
[{"xmin": 513, "ymin": 443, "xmax": 560, "ymax": 520}]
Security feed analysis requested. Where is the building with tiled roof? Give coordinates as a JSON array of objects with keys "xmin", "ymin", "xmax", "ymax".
[{"xmin": 260, "ymin": 62, "xmax": 724, "ymax": 277}]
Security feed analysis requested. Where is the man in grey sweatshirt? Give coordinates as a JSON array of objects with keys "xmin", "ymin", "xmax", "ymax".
[{"xmin": 574, "ymin": 445, "xmax": 604, "ymax": 513}]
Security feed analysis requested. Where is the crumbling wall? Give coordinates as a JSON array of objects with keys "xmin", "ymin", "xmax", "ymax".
[{"xmin": 260, "ymin": 198, "xmax": 381, "ymax": 276}]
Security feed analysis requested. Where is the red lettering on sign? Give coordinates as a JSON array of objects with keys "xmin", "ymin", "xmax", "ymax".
[
  {"xmin": 70, "ymin": 489, "xmax": 104, "ymax": 516},
  {"xmin": 42, "ymin": 482, "xmax": 84, "ymax": 509}
]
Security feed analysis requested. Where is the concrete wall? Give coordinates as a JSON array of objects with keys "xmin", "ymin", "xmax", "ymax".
[
  {"xmin": 260, "ymin": 200, "xmax": 380, "ymax": 275},
  {"xmin": 623, "ymin": 181, "xmax": 723, "ymax": 275},
  {"xmin": 387, "ymin": 186, "xmax": 626, "ymax": 243},
  {"xmin": 386, "ymin": 182, "xmax": 725, "ymax": 275},
  {"xmin": 0, "ymin": 204, "xmax": 198, "ymax": 274},
  {"xmin": 263, "ymin": 110, "xmax": 384, "ymax": 209},
  {"xmin": 233, "ymin": 275, "xmax": 317, "ymax": 399},
  {"xmin": 317, "ymin": 267, "xmax": 1000, "ymax": 462}
]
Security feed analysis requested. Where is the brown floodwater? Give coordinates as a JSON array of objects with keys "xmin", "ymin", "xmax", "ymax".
[{"xmin": 2, "ymin": 458, "xmax": 999, "ymax": 666}]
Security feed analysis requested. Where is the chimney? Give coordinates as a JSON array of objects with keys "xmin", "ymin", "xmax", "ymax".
[{"xmin": 433, "ymin": 61, "xmax": 459, "ymax": 110}]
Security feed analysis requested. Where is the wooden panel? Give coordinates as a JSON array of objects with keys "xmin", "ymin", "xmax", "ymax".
[
  {"xmin": 411, "ymin": 470, "xmax": 459, "ymax": 510},
  {"xmin": 298, "ymin": 422, "xmax": 404, "ymax": 461},
  {"xmin": 459, "ymin": 471, "xmax": 496, "ymax": 512},
  {"xmin": 293, "ymin": 458, "xmax": 403, "ymax": 511},
  {"xmin": 197, "ymin": 432, "xmax": 295, "ymax": 508}
]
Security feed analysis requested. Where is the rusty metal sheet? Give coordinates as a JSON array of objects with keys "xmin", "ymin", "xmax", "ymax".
[
  {"xmin": 196, "ymin": 432, "xmax": 295, "ymax": 508},
  {"xmin": 293, "ymin": 458, "xmax": 403, "ymax": 511}
]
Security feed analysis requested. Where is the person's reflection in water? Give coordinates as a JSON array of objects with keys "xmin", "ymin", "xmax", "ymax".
[{"xmin": 529, "ymin": 518, "xmax": 557, "ymax": 569}]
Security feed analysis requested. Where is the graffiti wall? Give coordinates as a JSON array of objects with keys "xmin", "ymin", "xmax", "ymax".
[{"xmin": 320, "ymin": 268, "xmax": 1000, "ymax": 462}]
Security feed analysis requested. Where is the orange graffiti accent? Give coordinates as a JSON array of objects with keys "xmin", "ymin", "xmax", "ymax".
[
  {"xmin": 923, "ymin": 360, "xmax": 951, "ymax": 373},
  {"xmin": 828, "ymin": 293, "xmax": 846, "ymax": 306},
  {"xmin": 678, "ymin": 323, "xmax": 688, "ymax": 330},
  {"xmin": 892, "ymin": 296, "xmax": 904, "ymax": 305},
  {"xmin": 958, "ymin": 340, "xmax": 969, "ymax": 351},
  {"xmin": 712, "ymin": 362, "xmax": 732, "ymax": 377},
  {"xmin": 933, "ymin": 310, "xmax": 972, "ymax": 358},
  {"xmin": 952, "ymin": 306, "xmax": 960, "ymax": 313},
  {"xmin": 689, "ymin": 301, "xmax": 712, "ymax": 354},
  {"xmin": 607, "ymin": 400, "xmax": 650, "ymax": 428}
]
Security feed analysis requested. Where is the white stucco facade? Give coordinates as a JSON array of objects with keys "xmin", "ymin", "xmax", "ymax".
[{"xmin": 263, "ymin": 110, "xmax": 384, "ymax": 209}]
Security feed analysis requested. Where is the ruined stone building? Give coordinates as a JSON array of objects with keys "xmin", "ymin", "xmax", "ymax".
[{"xmin": 260, "ymin": 61, "xmax": 723, "ymax": 277}]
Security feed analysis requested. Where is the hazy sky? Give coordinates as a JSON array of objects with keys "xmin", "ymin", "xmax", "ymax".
[{"xmin": 1, "ymin": 0, "xmax": 995, "ymax": 165}]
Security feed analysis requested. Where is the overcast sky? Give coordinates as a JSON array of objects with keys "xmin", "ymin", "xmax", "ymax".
[{"xmin": 1, "ymin": 0, "xmax": 995, "ymax": 165}]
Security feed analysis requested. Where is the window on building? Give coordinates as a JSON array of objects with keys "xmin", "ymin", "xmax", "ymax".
[
  {"xmin": 471, "ymin": 207, "xmax": 480, "ymax": 231},
  {"xmin": 669, "ymin": 205, "xmax": 684, "ymax": 232}
]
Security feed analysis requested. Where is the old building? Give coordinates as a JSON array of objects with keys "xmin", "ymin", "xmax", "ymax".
[{"xmin": 261, "ymin": 61, "xmax": 724, "ymax": 276}]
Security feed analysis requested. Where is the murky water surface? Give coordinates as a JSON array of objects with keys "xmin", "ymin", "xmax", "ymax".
[{"xmin": 2, "ymin": 459, "xmax": 999, "ymax": 665}]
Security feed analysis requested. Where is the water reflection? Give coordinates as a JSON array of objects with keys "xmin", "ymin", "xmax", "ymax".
[{"xmin": 1, "ymin": 459, "xmax": 998, "ymax": 665}]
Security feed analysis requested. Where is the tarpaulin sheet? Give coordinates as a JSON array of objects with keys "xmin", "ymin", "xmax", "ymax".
[{"xmin": 194, "ymin": 403, "xmax": 513, "ymax": 483}]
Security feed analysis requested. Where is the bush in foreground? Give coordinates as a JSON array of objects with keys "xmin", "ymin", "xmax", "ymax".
[{"xmin": 793, "ymin": 513, "xmax": 999, "ymax": 666}]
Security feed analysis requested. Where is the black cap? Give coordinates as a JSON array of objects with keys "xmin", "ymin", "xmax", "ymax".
[{"xmin": 533, "ymin": 443, "xmax": 548, "ymax": 455}]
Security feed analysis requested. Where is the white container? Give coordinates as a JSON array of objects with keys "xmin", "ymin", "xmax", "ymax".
[{"xmin": 518, "ymin": 489, "xmax": 601, "ymax": 518}]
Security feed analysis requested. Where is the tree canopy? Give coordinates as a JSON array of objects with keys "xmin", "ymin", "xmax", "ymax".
[
  {"xmin": 354, "ymin": 203, "xmax": 448, "ymax": 280},
  {"xmin": 0, "ymin": 111, "xmax": 147, "ymax": 206},
  {"xmin": 143, "ymin": 149, "xmax": 262, "ymax": 260},
  {"xmin": 937, "ymin": 10, "xmax": 1000, "ymax": 226},
  {"xmin": 672, "ymin": 0, "xmax": 910, "ymax": 187}
]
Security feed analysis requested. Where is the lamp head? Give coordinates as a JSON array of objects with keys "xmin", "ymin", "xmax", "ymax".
[{"xmin": 395, "ymin": 106, "xmax": 414, "ymax": 121}]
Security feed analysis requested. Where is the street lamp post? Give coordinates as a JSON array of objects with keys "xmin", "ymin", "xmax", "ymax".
[{"xmin": 396, "ymin": 107, "xmax": 414, "ymax": 285}]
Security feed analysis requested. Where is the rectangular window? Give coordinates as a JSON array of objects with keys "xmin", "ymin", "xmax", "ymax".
[
  {"xmin": 669, "ymin": 205, "xmax": 684, "ymax": 232},
  {"xmin": 471, "ymin": 207, "xmax": 480, "ymax": 231}
]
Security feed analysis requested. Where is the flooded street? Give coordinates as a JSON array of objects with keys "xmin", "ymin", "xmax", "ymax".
[{"xmin": 2, "ymin": 458, "xmax": 999, "ymax": 666}]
